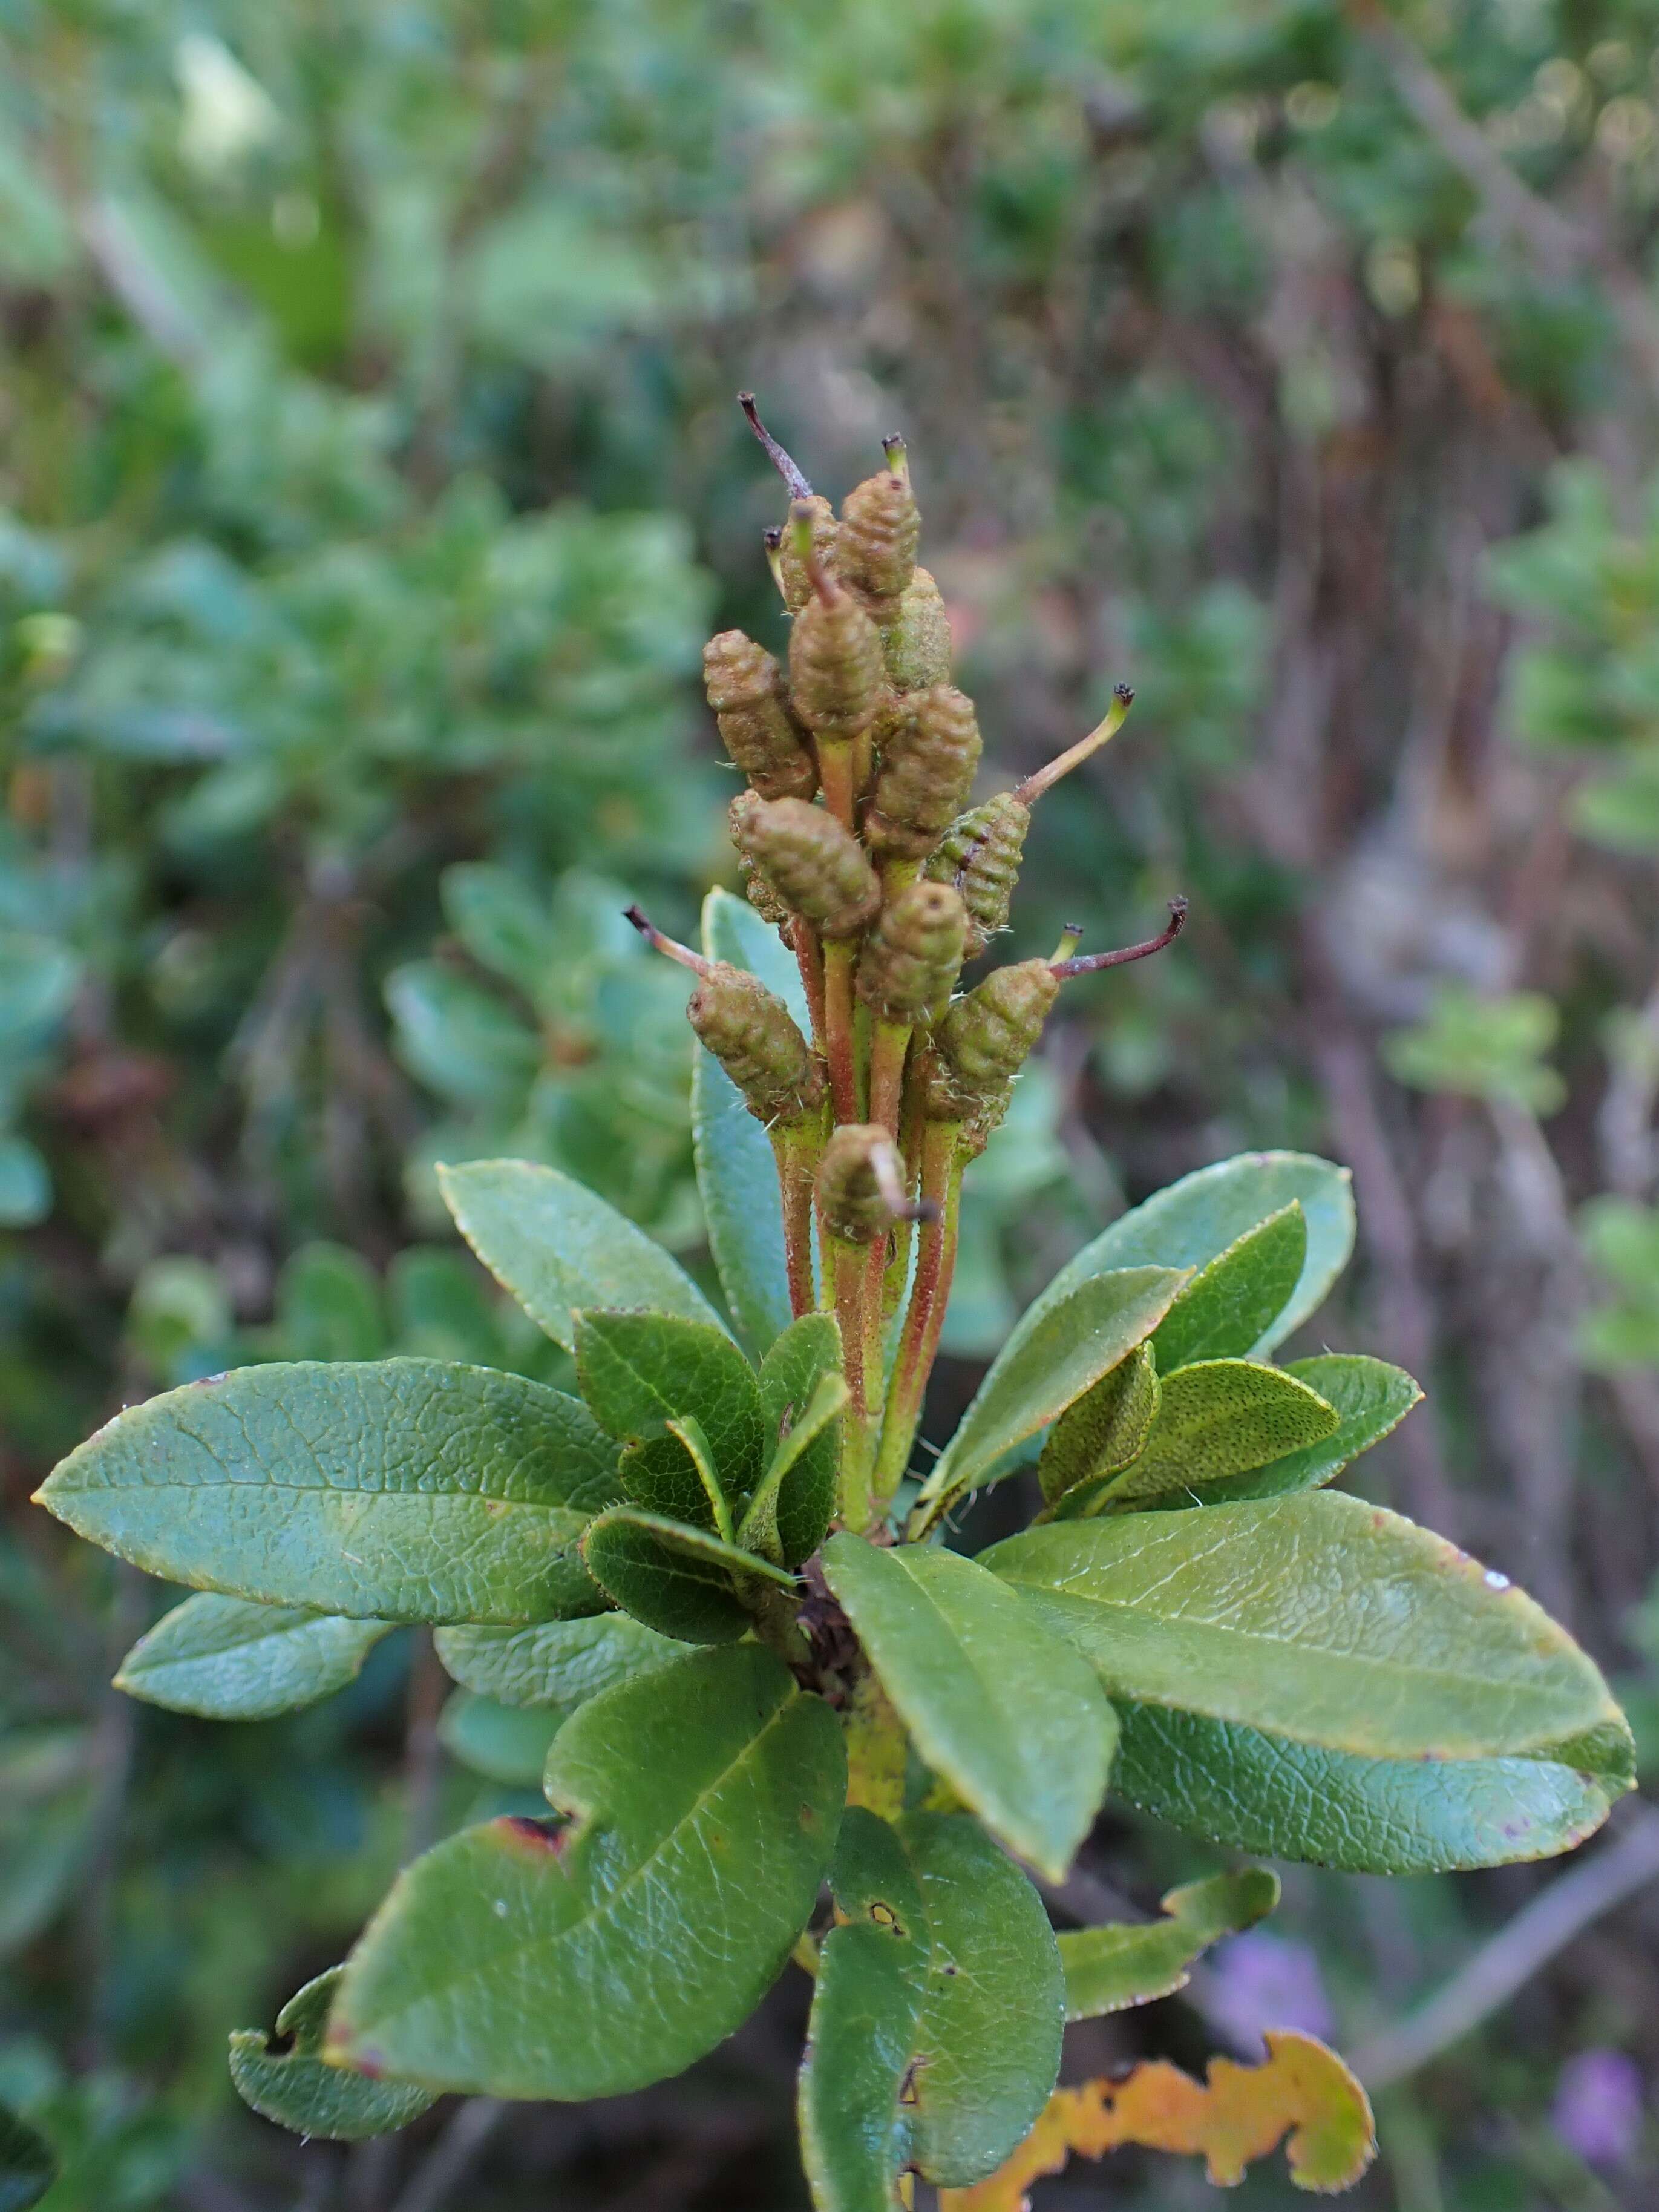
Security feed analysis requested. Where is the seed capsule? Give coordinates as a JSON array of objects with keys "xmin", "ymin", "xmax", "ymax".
[
  {"xmin": 816, "ymin": 1123, "xmax": 926, "ymax": 1244},
  {"xmin": 866, "ymin": 685, "xmax": 983, "ymax": 859},
  {"xmin": 687, "ymin": 964, "xmax": 825, "ymax": 1126},
  {"xmin": 730, "ymin": 795, "xmax": 881, "ymax": 939},
  {"xmin": 787, "ymin": 575, "xmax": 885, "ymax": 744},
  {"xmin": 879, "ymin": 568, "xmax": 951, "ymax": 692},
  {"xmin": 857, "ymin": 881, "xmax": 967, "ymax": 1023},
  {"xmin": 839, "ymin": 469, "xmax": 920, "ymax": 612},
  {"xmin": 925, "ymin": 959, "xmax": 1058, "ymax": 1124},
  {"xmin": 925, "ymin": 793, "xmax": 1030, "ymax": 955},
  {"xmin": 703, "ymin": 632, "xmax": 818, "ymax": 801},
  {"xmin": 777, "ymin": 493, "xmax": 841, "ymax": 611}
]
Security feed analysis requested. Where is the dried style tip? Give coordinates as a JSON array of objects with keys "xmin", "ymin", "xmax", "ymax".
[
  {"xmin": 623, "ymin": 905, "xmax": 712, "ymax": 976},
  {"xmin": 1012, "ymin": 683, "xmax": 1136, "ymax": 807},
  {"xmin": 925, "ymin": 792, "xmax": 1030, "ymax": 955},
  {"xmin": 1049, "ymin": 897, "xmax": 1188, "ymax": 978},
  {"xmin": 857, "ymin": 881, "xmax": 968, "ymax": 1022},
  {"xmin": 866, "ymin": 684, "xmax": 983, "ymax": 858},
  {"xmin": 839, "ymin": 468, "xmax": 920, "ymax": 611},
  {"xmin": 738, "ymin": 392, "xmax": 813, "ymax": 500},
  {"xmin": 702, "ymin": 631, "xmax": 819, "ymax": 801},
  {"xmin": 816, "ymin": 1123, "xmax": 937, "ymax": 1243},
  {"xmin": 730, "ymin": 795, "xmax": 882, "ymax": 939},
  {"xmin": 787, "ymin": 545, "xmax": 886, "ymax": 744},
  {"xmin": 878, "ymin": 568, "xmax": 952, "ymax": 692},
  {"xmin": 762, "ymin": 527, "xmax": 787, "ymax": 603},
  {"xmin": 881, "ymin": 433, "xmax": 910, "ymax": 486}
]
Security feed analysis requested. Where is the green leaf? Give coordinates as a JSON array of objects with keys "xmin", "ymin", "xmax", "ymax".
[
  {"xmin": 438, "ymin": 1158, "xmax": 725, "ymax": 1351},
  {"xmin": 574, "ymin": 1310, "xmax": 764, "ymax": 1507},
  {"xmin": 1148, "ymin": 1203, "xmax": 1306, "ymax": 1371},
  {"xmin": 1113, "ymin": 1701, "xmax": 1635, "ymax": 1874},
  {"xmin": 329, "ymin": 1645, "xmax": 845, "ymax": 2098},
  {"xmin": 757, "ymin": 1312, "xmax": 844, "ymax": 1565},
  {"xmin": 1094, "ymin": 1360, "xmax": 1340, "ymax": 1508},
  {"xmin": 1015, "ymin": 1153, "xmax": 1355, "ymax": 1364},
  {"xmin": 115, "ymin": 1595, "xmax": 393, "ymax": 1719},
  {"xmin": 435, "ymin": 1615, "xmax": 685, "ymax": 1709},
  {"xmin": 0, "ymin": 2100, "xmax": 53, "ymax": 2212},
  {"xmin": 693, "ymin": 888, "xmax": 805, "ymax": 1353},
  {"xmin": 799, "ymin": 1811, "xmax": 931, "ymax": 2212},
  {"xmin": 274, "ymin": 1242, "xmax": 385, "ymax": 1362},
  {"xmin": 0, "ymin": 1137, "xmax": 50, "ymax": 1229},
  {"xmin": 437, "ymin": 1691, "xmax": 564, "ymax": 1785},
  {"xmin": 386, "ymin": 962, "xmax": 538, "ymax": 1107},
  {"xmin": 1039, "ymin": 1345, "xmax": 1160, "ymax": 1513},
  {"xmin": 898, "ymin": 1812, "xmax": 1065, "ymax": 2188},
  {"xmin": 229, "ymin": 1967, "xmax": 435, "ymax": 2142},
  {"xmin": 581, "ymin": 1506, "xmax": 794, "ymax": 1644},
  {"xmin": 1148, "ymin": 1354, "xmax": 1424, "ymax": 1509},
  {"xmin": 1059, "ymin": 1868, "xmax": 1281, "ymax": 2021},
  {"xmin": 913, "ymin": 1268, "xmax": 1188, "ymax": 1529},
  {"xmin": 823, "ymin": 1535, "xmax": 1116, "ymax": 1881},
  {"xmin": 982, "ymin": 1492, "xmax": 1621, "ymax": 1761},
  {"xmin": 618, "ymin": 1427, "xmax": 728, "ymax": 1534},
  {"xmin": 739, "ymin": 1371, "xmax": 848, "ymax": 1566},
  {"xmin": 38, "ymin": 1360, "xmax": 620, "ymax": 1624}
]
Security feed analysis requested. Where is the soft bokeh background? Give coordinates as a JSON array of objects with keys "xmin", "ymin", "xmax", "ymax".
[{"xmin": 5, "ymin": 1, "xmax": 1659, "ymax": 2204}]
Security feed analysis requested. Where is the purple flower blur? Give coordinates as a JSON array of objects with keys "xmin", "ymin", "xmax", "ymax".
[
  {"xmin": 1550, "ymin": 2048, "xmax": 1644, "ymax": 2168},
  {"xmin": 1206, "ymin": 1930, "xmax": 1334, "ymax": 2050}
]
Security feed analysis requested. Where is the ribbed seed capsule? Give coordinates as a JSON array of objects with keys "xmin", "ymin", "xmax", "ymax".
[
  {"xmin": 703, "ymin": 632, "xmax": 818, "ymax": 801},
  {"xmin": 787, "ymin": 583, "xmax": 885, "ymax": 744},
  {"xmin": 866, "ymin": 685, "xmax": 983, "ymax": 858},
  {"xmin": 839, "ymin": 470, "xmax": 920, "ymax": 611},
  {"xmin": 927, "ymin": 959, "xmax": 1058, "ymax": 1118},
  {"xmin": 924, "ymin": 792, "xmax": 1030, "ymax": 955},
  {"xmin": 730, "ymin": 795, "xmax": 881, "ymax": 939},
  {"xmin": 816, "ymin": 1124, "xmax": 908, "ymax": 1244},
  {"xmin": 857, "ymin": 881, "xmax": 967, "ymax": 1022},
  {"xmin": 777, "ymin": 494, "xmax": 840, "ymax": 611},
  {"xmin": 687, "ymin": 964, "xmax": 825, "ymax": 1126},
  {"xmin": 879, "ymin": 567, "xmax": 951, "ymax": 692}
]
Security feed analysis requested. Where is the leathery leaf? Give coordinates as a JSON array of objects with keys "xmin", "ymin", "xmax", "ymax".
[
  {"xmin": 1149, "ymin": 1353, "xmax": 1422, "ymax": 1509},
  {"xmin": 757, "ymin": 1312, "xmax": 843, "ymax": 1564},
  {"xmin": 1039, "ymin": 1345, "xmax": 1160, "ymax": 1514},
  {"xmin": 983, "ymin": 1492, "xmax": 1621, "ymax": 1762},
  {"xmin": 438, "ymin": 1158, "xmax": 725, "ymax": 1350},
  {"xmin": 822, "ymin": 1535, "xmax": 1116, "ymax": 1881},
  {"xmin": 1112, "ymin": 1700, "xmax": 1635, "ymax": 1873},
  {"xmin": 575, "ymin": 1309, "xmax": 764, "ymax": 1505},
  {"xmin": 1059, "ymin": 1868, "xmax": 1280, "ymax": 2021},
  {"xmin": 229, "ymin": 1967, "xmax": 434, "ymax": 2142},
  {"xmin": 328, "ymin": 1645, "xmax": 845, "ymax": 2099},
  {"xmin": 434, "ymin": 1615, "xmax": 684, "ymax": 1710},
  {"xmin": 1148, "ymin": 1203, "xmax": 1307, "ymax": 1371},
  {"xmin": 36, "ymin": 1360, "xmax": 620, "ymax": 1624},
  {"xmin": 799, "ymin": 1811, "xmax": 931, "ymax": 2212},
  {"xmin": 116, "ymin": 1595, "xmax": 393, "ymax": 1720},
  {"xmin": 581, "ymin": 1505, "xmax": 794, "ymax": 1644},
  {"xmin": 1093, "ymin": 1359, "xmax": 1339, "ymax": 1508}
]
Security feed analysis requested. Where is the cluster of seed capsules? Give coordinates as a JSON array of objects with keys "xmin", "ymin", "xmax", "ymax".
[{"xmin": 631, "ymin": 396, "xmax": 1185, "ymax": 1516}]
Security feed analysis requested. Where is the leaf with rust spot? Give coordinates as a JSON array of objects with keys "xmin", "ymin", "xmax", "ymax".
[{"xmin": 938, "ymin": 2030, "xmax": 1376, "ymax": 2206}]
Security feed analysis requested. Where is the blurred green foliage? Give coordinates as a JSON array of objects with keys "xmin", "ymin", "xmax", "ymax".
[{"xmin": 4, "ymin": 0, "xmax": 1659, "ymax": 2204}]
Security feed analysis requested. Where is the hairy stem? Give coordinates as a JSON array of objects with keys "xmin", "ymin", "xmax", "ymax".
[
  {"xmin": 771, "ymin": 1119, "xmax": 822, "ymax": 1318},
  {"xmin": 829, "ymin": 1235, "xmax": 876, "ymax": 1531},
  {"xmin": 874, "ymin": 1120, "xmax": 964, "ymax": 1508},
  {"xmin": 790, "ymin": 915, "xmax": 826, "ymax": 1047},
  {"xmin": 868, "ymin": 1015, "xmax": 911, "ymax": 1135},
  {"xmin": 823, "ymin": 939, "xmax": 861, "ymax": 1122},
  {"xmin": 818, "ymin": 734, "xmax": 858, "ymax": 836}
]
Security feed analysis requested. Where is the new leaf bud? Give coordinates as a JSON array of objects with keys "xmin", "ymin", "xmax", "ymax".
[
  {"xmin": 787, "ymin": 566, "xmax": 885, "ymax": 743},
  {"xmin": 856, "ymin": 881, "xmax": 967, "ymax": 1023},
  {"xmin": 816, "ymin": 1123, "xmax": 931, "ymax": 1244},
  {"xmin": 866, "ymin": 684, "xmax": 983, "ymax": 858},
  {"xmin": 879, "ymin": 567, "xmax": 951, "ymax": 692},
  {"xmin": 730, "ymin": 795, "xmax": 881, "ymax": 939},
  {"xmin": 924, "ymin": 793, "xmax": 1030, "ymax": 954},
  {"xmin": 839, "ymin": 468, "xmax": 920, "ymax": 611},
  {"xmin": 703, "ymin": 632, "xmax": 819, "ymax": 801},
  {"xmin": 687, "ymin": 964, "xmax": 825, "ymax": 1126}
]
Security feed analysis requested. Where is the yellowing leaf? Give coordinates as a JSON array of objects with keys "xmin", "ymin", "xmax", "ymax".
[{"xmin": 938, "ymin": 2030, "xmax": 1376, "ymax": 2207}]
